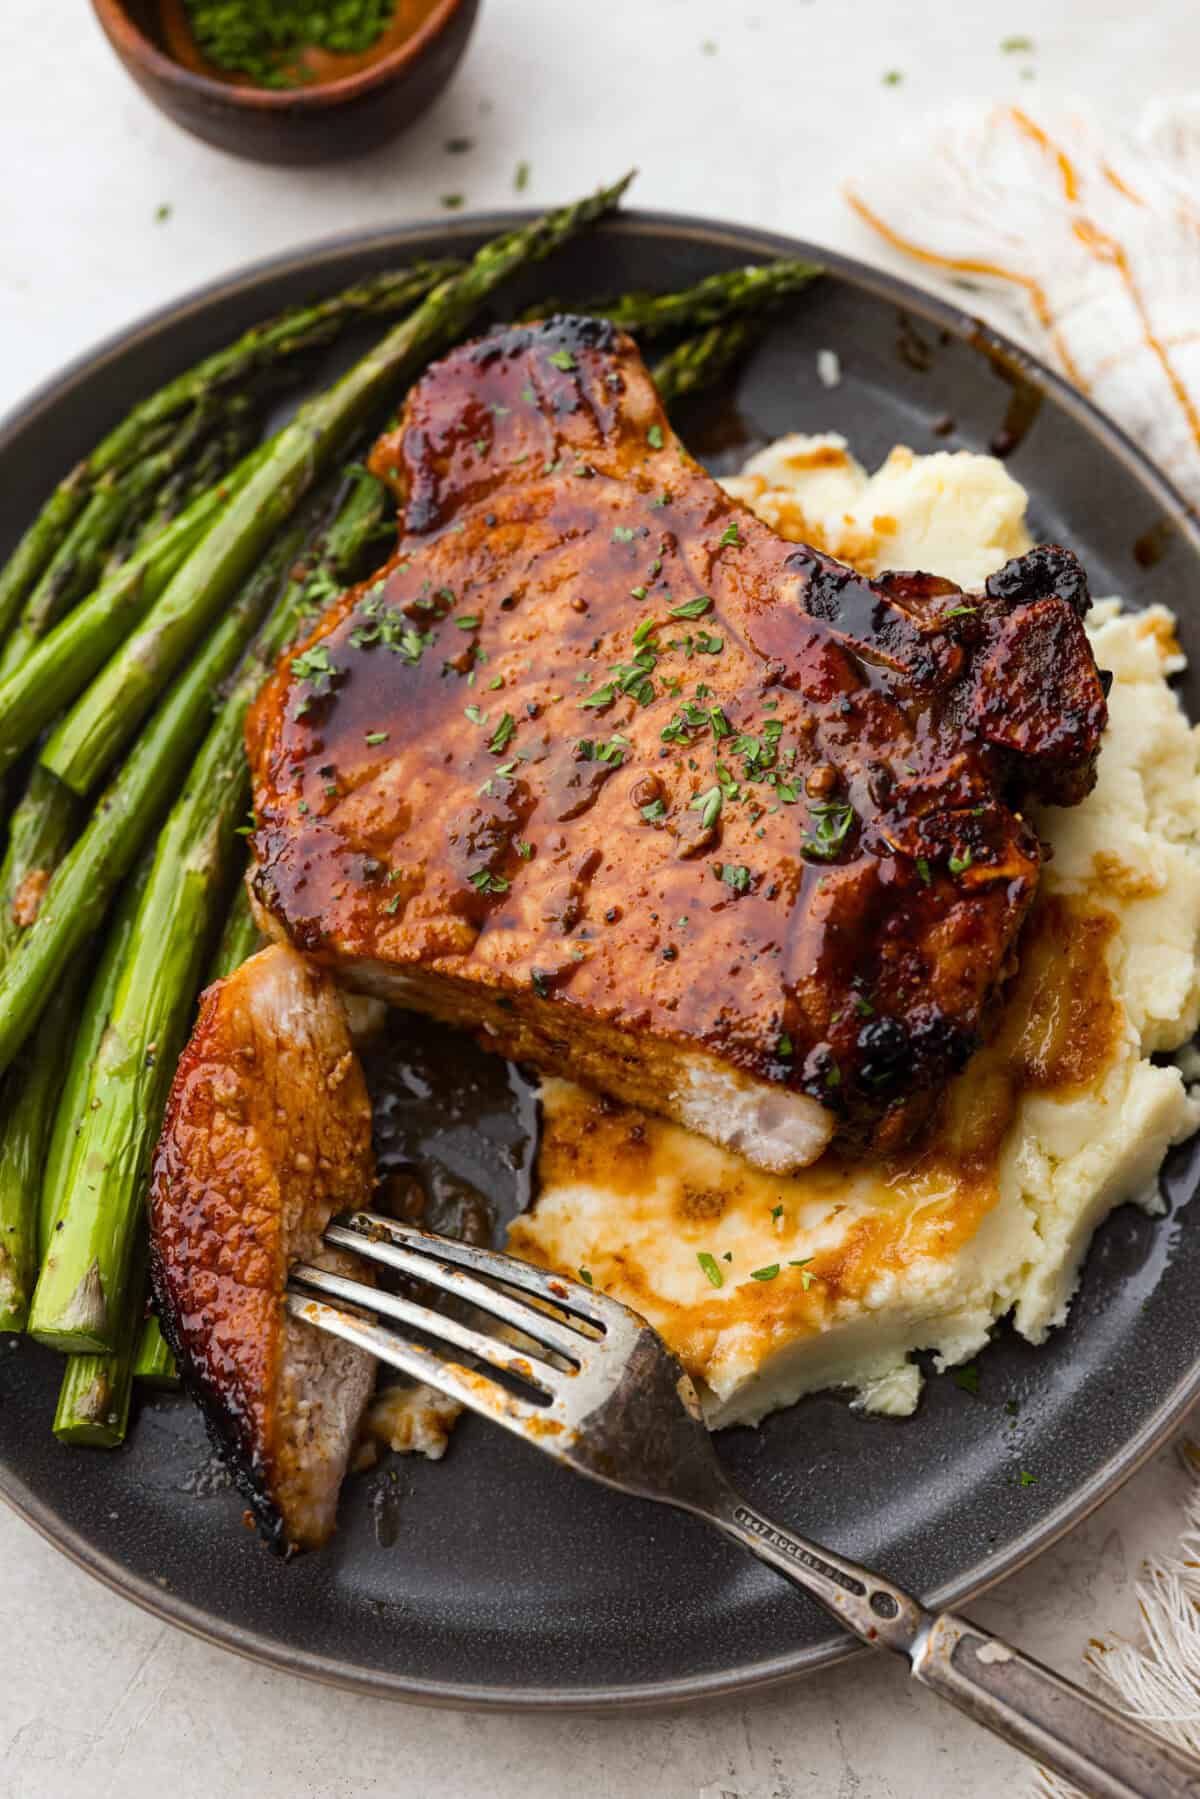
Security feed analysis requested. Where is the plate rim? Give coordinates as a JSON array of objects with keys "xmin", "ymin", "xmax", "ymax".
[{"xmin": 3, "ymin": 207, "xmax": 1200, "ymax": 1712}]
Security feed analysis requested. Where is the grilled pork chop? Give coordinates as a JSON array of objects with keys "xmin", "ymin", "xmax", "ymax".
[
  {"xmin": 246, "ymin": 316, "xmax": 1107, "ymax": 1173},
  {"xmin": 149, "ymin": 945, "xmax": 376, "ymax": 1553}
]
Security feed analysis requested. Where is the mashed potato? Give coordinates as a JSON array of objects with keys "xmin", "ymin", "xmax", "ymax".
[{"xmin": 508, "ymin": 440, "xmax": 1200, "ymax": 1426}]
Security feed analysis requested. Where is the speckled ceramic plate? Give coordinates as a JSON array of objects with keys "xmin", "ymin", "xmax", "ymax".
[{"xmin": 2, "ymin": 212, "xmax": 1200, "ymax": 1710}]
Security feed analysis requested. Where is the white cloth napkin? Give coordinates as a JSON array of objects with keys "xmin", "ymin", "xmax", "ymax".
[{"xmin": 847, "ymin": 98, "xmax": 1200, "ymax": 510}]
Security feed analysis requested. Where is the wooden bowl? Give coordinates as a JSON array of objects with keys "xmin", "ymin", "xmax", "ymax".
[{"xmin": 90, "ymin": 0, "xmax": 480, "ymax": 165}]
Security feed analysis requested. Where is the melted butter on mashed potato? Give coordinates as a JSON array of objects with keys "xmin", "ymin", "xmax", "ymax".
[{"xmin": 507, "ymin": 437, "xmax": 1200, "ymax": 1426}]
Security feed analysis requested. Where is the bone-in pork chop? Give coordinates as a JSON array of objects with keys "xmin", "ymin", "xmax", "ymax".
[
  {"xmin": 246, "ymin": 316, "xmax": 1107, "ymax": 1172},
  {"xmin": 149, "ymin": 944, "xmax": 376, "ymax": 1553}
]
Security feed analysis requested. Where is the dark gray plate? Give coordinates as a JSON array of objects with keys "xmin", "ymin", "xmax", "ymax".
[{"xmin": 3, "ymin": 212, "xmax": 1200, "ymax": 1711}]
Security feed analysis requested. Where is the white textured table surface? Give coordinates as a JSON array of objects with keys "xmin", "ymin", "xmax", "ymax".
[{"xmin": 3, "ymin": 4, "xmax": 1200, "ymax": 1795}]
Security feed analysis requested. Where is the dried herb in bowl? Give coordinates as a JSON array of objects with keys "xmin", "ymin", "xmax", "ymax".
[{"xmin": 179, "ymin": 0, "xmax": 399, "ymax": 89}]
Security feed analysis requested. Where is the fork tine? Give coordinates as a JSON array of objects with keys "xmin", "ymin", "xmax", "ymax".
[
  {"xmin": 325, "ymin": 1215, "xmax": 606, "ymax": 1356},
  {"xmin": 290, "ymin": 1263, "xmax": 568, "ymax": 1393},
  {"xmin": 285, "ymin": 1293, "xmax": 554, "ymax": 1438}
]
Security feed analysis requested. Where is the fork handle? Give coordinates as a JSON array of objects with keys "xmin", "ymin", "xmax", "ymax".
[
  {"xmin": 710, "ymin": 1493, "xmax": 1200, "ymax": 1799},
  {"xmin": 911, "ymin": 1612, "xmax": 1200, "ymax": 1799}
]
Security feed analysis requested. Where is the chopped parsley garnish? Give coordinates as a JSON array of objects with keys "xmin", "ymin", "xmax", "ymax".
[
  {"xmin": 441, "ymin": 193, "xmax": 465, "ymax": 210},
  {"xmin": 514, "ymin": 159, "xmax": 530, "ymax": 191},
  {"xmin": 1019, "ymin": 1469, "xmax": 1038, "ymax": 1487},
  {"xmin": 488, "ymin": 712, "xmax": 517, "ymax": 753},
  {"xmin": 710, "ymin": 706, "xmax": 733, "ymax": 739},
  {"xmin": 577, "ymin": 734, "xmax": 628, "ymax": 765},
  {"xmin": 641, "ymin": 797, "xmax": 667, "ymax": 822},
  {"xmin": 611, "ymin": 525, "xmax": 635, "ymax": 544},
  {"xmin": 670, "ymin": 595, "xmax": 712, "ymax": 620},
  {"xmin": 952, "ymin": 1364, "xmax": 980, "ymax": 1395},
  {"xmin": 948, "ymin": 849, "xmax": 974, "ymax": 875},
  {"xmin": 364, "ymin": 731, "xmax": 389, "ymax": 745},
  {"xmin": 610, "ymin": 648, "xmax": 657, "ymax": 704},
  {"xmin": 802, "ymin": 799, "xmax": 856, "ymax": 862},
  {"xmin": 771, "ymin": 1204, "xmax": 784, "ymax": 1221},
  {"xmin": 464, "ymin": 704, "xmax": 485, "ymax": 725},
  {"xmin": 291, "ymin": 644, "xmax": 337, "ymax": 686},
  {"xmin": 578, "ymin": 1267, "xmax": 594, "ymax": 1286},
  {"xmin": 695, "ymin": 632, "xmax": 724, "ymax": 655},
  {"xmin": 717, "ymin": 863, "xmax": 751, "ymax": 894},
  {"xmin": 469, "ymin": 869, "xmax": 510, "ymax": 894},
  {"xmin": 718, "ymin": 523, "xmax": 741, "ymax": 549},
  {"xmin": 580, "ymin": 682, "xmax": 616, "ymax": 711},
  {"xmin": 456, "ymin": 614, "xmax": 481, "ymax": 630},
  {"xmin": 941, "ymin": 605, "xmax": 978, "ymax": 621},
  {"xmin": 647, "ymin": 424, "xmax": 664, "ymax": 449},
  {"xmin": 630, "ymin": 585, "xmax": 648, "ymax": 601},
  {"xmin": 515, "ymin": 839, "xmax": 534, "ymax": 859},
  {"xmin": 1001, "ymin": 33, "xmax": 1034, "ymax": 51},
  {"xmin": 751, "ymin": 1264, "xmax": 781, "ymax": 1282},
  {"xmin": 777, "ymin": 1031, "xmax": 793, "ymax": 1058},
  {"xmin": 916, "ymin": 856, "xmax": 933, "ymax": 887},
  {"xmin": 547, "ymin": 349, "xmax": 576, "ymax": 372},
  {"xmin": 882, "ymin": 68, "xmax": 904, "ymax": 84},
  {"xmin": 690, "ymin": 784, "xmax": 722, "ymax": 831},
  {"xmin": 290, "ymin": 643, "xmax": 342, "ymax": 713},
  {"xmin": 697, "ymin": 1252, "xmax": 724, "ymax": 1289}
]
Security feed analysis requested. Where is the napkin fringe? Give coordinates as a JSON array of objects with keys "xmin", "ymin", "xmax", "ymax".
[{"xmin": 1033, "ymin": 1440, "xmax": 1200, "ymax": 1797}]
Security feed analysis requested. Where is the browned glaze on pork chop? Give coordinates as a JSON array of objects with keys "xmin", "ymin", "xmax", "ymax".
[
  {"xmin": 149, "ymin": 945, "xmax": 376, "ymax": 1553},
  {"xmin": 245, "ymin": 316, "xmax": 1107, "ymax": 1172}
]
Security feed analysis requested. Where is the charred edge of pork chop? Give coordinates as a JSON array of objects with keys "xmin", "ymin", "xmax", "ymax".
[
  {"xmin": 149, "ymin": 944, "xmax": 377, "ymax": 1555},
  {"xmin": 149, "ymin": 1276, "xmax": 291, "ymax": 1554},
  {"xmin": 244, "ymin": 315, "xmax": 1108, "ymax": 1170}
]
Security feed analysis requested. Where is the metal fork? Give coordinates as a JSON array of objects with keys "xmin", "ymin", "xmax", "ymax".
[{"xmin": 290, "ymin": 1213, "xmax": 1200, "ymax": 1798}]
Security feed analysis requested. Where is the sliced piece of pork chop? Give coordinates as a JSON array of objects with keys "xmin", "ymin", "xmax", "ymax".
[
  {"xmin": 245, "ymin": 316, "xmax": 1107, "ymax": 1173},
  {"xmin": 149, "ymin": 944, "xmax": 376, "ymax": 1553}
]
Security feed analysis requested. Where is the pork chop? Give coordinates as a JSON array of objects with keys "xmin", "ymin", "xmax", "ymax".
[
  {"xmin": 149, "ymin": 944, "xmax": 376, "ymax": 1553},
  {"xmin": 246, "ymin": 316, "xmax": 1107, "ymax": 1173}
]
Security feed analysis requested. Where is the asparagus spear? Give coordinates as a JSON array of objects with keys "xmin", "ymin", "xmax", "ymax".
[
  {"xmin": 133, "ymin": 1316, "xmax": 178, "ymax": 1388},
  {"xmin": 131, "ymin": 414, "xmax": 255, "ymax": 560},
  {"xmin": 652, "ymin": 318, "xmax": 759, "ymax": 408},
  {"xmin": 53, "ymin": 1340, "xmax": 136, "ymax": 1446},
  {"xmin": 0, "ymin": 478, "xmax": 136, "ymax": 682},
  {"xmin": 209, "ymin": 878, "xmax": 262, "ymax": 981},
  {"xmin": 0, "ymin": 517, "xmax": 281, "ymax": 1089},
  {"xmin": 0, "ymin": 444, "xmax": 269, "ymax": 783},
  {"xmin": 0, "ymin": 769, "xmax": 79, "ymax": 970},
  {"xmin": 41, "ymin": 175, "xmax": 633, "ymax": 799},
  {"xmin": 84, "ymin": 260, "xmax": 468, "ymax": 477},
  {"xmin": 0, "ymin": 260, "xmax": 463, "ymax": 644},
  {"xmin": 39, "ymin": 859, "xmax": 152, "ymax": 1262},
  {"xmin": 26, "ymin": 515, "xmax": 317, "ymax": 1350},
  {"xmin": 0, "ymin": 967, "xmax": 86, "ymax": 1330},
  {"xmin": 0, "ymin": 469, "xmax": 90, "ymax": 655},
  {"xmin": 525, "ymin": 258, "xmax": 824, "ymax": 337},
  {"xmin": 52, "ymin": 1254, "xmax": 146, "ymax": 1447}
]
